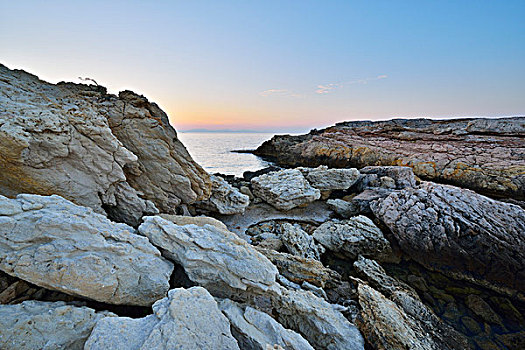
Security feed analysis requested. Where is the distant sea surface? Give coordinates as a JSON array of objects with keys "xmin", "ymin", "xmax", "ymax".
[{"xmin": 177, "ymin": 132, "xmax": 276, "ymax": 177}]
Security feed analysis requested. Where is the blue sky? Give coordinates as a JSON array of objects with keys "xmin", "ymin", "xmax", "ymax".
[{"xmin": 1, "ymin": 1, "xmax": 524, "ymax": 131}]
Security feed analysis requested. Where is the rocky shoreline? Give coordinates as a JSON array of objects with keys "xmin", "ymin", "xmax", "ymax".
[{"xmin": 1, "ymin": 65, "xmax": 524, "ymax": 349}]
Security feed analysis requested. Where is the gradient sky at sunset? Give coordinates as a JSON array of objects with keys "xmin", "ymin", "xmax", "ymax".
[{"xmin": 1, "ymin": 1, "xmax": 524, "ymax": 131}]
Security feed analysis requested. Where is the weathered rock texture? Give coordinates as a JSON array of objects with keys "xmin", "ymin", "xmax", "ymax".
[
  {"xmin": 254, "ymin": 118, "xmax": 525, "ymax": 200},
  {"xmin": 313, "ymin": 216, "xmax": 392, "ymax": 261},
  {"xmin": 251, "ymin": 169, "xmax": 321, "ymax": 210},
  {"xmin": 195, "ymin": 175, "xmax": 249, "ymax": 214},
  {"xmin": 0, "ymin": 194, "xmax": 173, "ymax": 306},
  {"xmin": 371, "ymin": 182, "xmax": 525, "ymax": 295},
  {"xmin": 0, "ymin": 64, "xmax": 210, "ymax": 225},
  {"xmin": 139, "ymin": 216, "xmax": 278, "ymax": 296},
  {"xmin": 353, "ymin": 257, "xmax": 469, "ymax": 350},
  {"xmin": 84, "ymin": 287, "xmax": 239, "ymax": 350},
  {"xmin": 273, "ymin": 287, "xmax": 365, "ymax": 350},
  {"xmin": 299, "ymin": 165, "xmax": 360, "ymax": 190},
  {"xmin": 0, "ymin": 300, "xmax": 112, "ymax": 350},
  {"xmin": 280, "ymin": 223, "xmax": 324, "ymax": 260},
  {"xmin": 218, "ymin": 299, "xmax": 314, "ymax": 350}
]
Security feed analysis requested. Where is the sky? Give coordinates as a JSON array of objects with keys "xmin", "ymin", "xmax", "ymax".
[{"xmin": 1, "ymin": 1, "xmax": 524, "ymax": 132}]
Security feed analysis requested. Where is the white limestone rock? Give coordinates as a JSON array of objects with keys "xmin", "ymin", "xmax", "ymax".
[
  {"xmin": 138, "ymin": 216, "xmax": 278, "ymax": 296},
  {"xmin": 0, "ymin": 301, "xmax": 113, "ymax": 350},
  {"xmin": 299, "ymin": 165, "xmax": 360, "ymax": 190},
  {"xmin": 218, "ymin": 299, "xmax": 314, "ymax": 350},
  {"xmin": 0, "ymin": 194, "xmax": 173, "ymax": 306},
  {"xmin": 196, "ymin": 175, "xmax": 250, "ymax": 214},
  {"xmin": 313, "ymin": 216, "xmax": 392, "ymax": 261},
  {"xmin": 84, "ymin": 287, "xmax": 239, "ymax": 350},
  {"xmin": 251, "ymin": 169, "xmax": 321, "ymax": 211}
]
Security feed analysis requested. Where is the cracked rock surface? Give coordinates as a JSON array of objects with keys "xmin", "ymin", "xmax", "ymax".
[
  {"xmin": 371, "ymin": 182, "xmax": 525, "ymax": 295},
  {"xmin": 218, "ymin": 299, "xmax": 314, "ymax": 350},
  {"xmin": 251, "ymin": 169, "xmax": 321, "ymax": 211},
  {"xmin": 138, "ymin": 216, "xmax": 278, "ymax": 296},
  {"xmin": 85, "ymin": 287, "xmax": 239, "ymax": 350},
  {"xmin": 254, "ymin": 118, "xmax": 525, "ymax": 200},
  {"xmin": 0, "ymin": 64, "xmax": 210, "ymax": 226},
  {"xmin": 0, "ymin": 300, "xmax": 113, "ymax": 350},
  {"xmin": 0, "ymin": 194, "xmax": 173, "ymax": 306}
]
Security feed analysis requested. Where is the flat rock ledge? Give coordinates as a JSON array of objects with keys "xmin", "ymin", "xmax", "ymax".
[
  {"xmin": 254, "ymin": 117, "xmax": 525, "ymax": 200},
  {"xmin": 0, "ymin": 194, "xmax": 173, "ymax": 306}
]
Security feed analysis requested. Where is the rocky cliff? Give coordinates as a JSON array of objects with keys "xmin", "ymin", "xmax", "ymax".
[
  {"xmin": 254, "ymin": 118, "xmax": 525, "ymax": 201},
  {"xmin": 0, "ymin": 64, "xmax": 211, "ymax": 226}
]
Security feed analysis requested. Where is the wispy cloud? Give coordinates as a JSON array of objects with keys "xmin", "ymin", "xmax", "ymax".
[
  {"xmin": 259, "ymin": 89, "xmax": 304, "ymax": 98},
  {"xmin": 316, "ymin": 74, "xmax": 388, "ymax": 94},
  {"xmin": 259, "ymin": 89, "xmax": 289, "ymax": 96},
  {"xmin": 260, "ymin": 74, "xmax": 387, "ymax": 98}
]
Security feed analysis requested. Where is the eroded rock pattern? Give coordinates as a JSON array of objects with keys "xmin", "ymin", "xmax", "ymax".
[
  {"xmin": 313, "ymin": 216, "xmax": 392, "ymax": 261},
  {"xmin": 84, "ymin": 287, "xmax": 239, "ymax": 350},
  {"xmin": 195, "ymin": 175, "xmax": 249, "ymax": 214},
  {"xmin": 0, "ymin": 64, "xmax": 210, "ymax": 225},
  {"xmin": 251, "ymin": 169, "xmax": 321, "ymax": 211},
  {"xmin": 371, "ymin": 182, "xmax": 525, "ymax": 295},
  {"xmin": 0, "ymin": 301, "xmax": 113, "ymax": 350},
  {"xmin": 218, "ymin": 299, "xmax": 314, "ymax": 350},
  {"xmin": 254, "ymin": 118, "xmax": 525, "ymax": 200},
  {"xmin": 138, "ymin": 216, "xmax": 278, "ymax": 296},
  {"xmin": 0, "ymin": 194, "xmax": 173, "ymax": 306}
]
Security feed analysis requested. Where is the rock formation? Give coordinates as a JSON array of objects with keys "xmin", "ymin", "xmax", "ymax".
[
  {"xmin": 371, "ymin": 182, "xmax": 525, "ymax": 295},
  {"xmin": 0, "ymin": 64, "xmax": 210, "ymax": 226},
  {"xmin": 138, "ymin": 216, "xmax": 278, "ymax": 296},
  {"xmin": 251, "ymin": 169, "xmax": 321, "ymax": 210},
  {"xmin": 313, "ymin": 216, "xmax": 392, "ymax": 261},
  {"xmin": 254, "ymin": 117, "xmax": 525, "ymax": 200},
  {"xmin": 0, "ymin": 194, "xmax": 173, "ymax": 306},
  {"xmin": 84, "ymin": 287, "xmax": 239, "ymax": 350},
  {"xmin": 0, "ymin": 301, "xmax": 113, "ymax": 350},
  {"xmin": 195, "ymin": 175, "xmax": 250, "ymax": 214},
  {"xmin": 218, "ymin": 299, "xmax": 314, "ymax": 350}
]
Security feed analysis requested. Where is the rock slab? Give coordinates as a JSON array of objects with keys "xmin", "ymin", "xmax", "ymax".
[
  {"xmin": 0, "ymin": 194, "xmax": 173, "ymax": 306},
  {"xmin": 371, "ymin": 182, "xmax": 525, "ymax": 294}
]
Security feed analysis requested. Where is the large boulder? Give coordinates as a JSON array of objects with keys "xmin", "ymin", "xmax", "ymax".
[
  {"xmin": 0, "ymin": 64, "xmax": 210, "ymax": 226},
  {"xmin": 0, "ymin": 301, "xmax": 113, "ymax": 350},
  {"xmin": 218, "ymin": 299, "xmax": 314, "ymax": 350},
  {"xmin": 299, "ymin": 165, "xmax": 360, "ymax": 190},
  {"xmin": 254, "ymin": 118, "xmax": 525, "ymax": 200},
  {"xmin": 84, "ymin": 287, "xmax": 239, "ymax": 350},
  {"xmin": 195, "ymin": 175, "xmax": 249, "ymax": 214},
  {"xmin": 251, "ymin": 169, "xmax": 321, "ymax": 211},
  {"xmin": 0, "ymin": 194, "xmax": 173, "ymax": 306},
  {"xmin": 371, "ymin": 182, "xmax": 525, "ymax": 295},
  {"xmin": 138, "ymin": 216, "xmax": 278, "ymax": 297},
  {"xmin": 313, "ymin": 216, "xmax": 392, "ymax": 261}
]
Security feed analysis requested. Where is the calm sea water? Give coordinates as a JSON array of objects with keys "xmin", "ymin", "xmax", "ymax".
[{"xmin": 177, "ymin": 132, "xmax": 276, "ymax": 177}]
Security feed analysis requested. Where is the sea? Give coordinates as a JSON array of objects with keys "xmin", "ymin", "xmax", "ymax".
[{"xmin": 177, "ymin": 132, "xmax": 277, "ymax": 177}]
